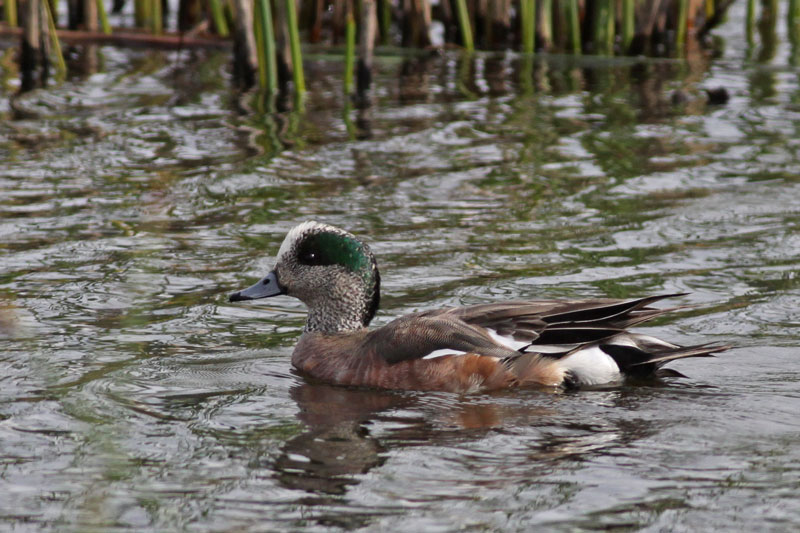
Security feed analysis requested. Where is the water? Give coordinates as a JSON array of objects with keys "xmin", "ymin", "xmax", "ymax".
[{"xmin": 2, "ymin": 6, "xmax": 800, "ymax": 531}]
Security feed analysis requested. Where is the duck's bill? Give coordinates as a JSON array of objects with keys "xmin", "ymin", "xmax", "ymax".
[{"xmin": 229, "ymin": 271, "xmax": 285, "ymax": 302}]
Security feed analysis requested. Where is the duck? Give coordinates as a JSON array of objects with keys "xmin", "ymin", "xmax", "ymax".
[{"xmin": 229, "ymin": 221, "xmax": 730, "ymax": 394}]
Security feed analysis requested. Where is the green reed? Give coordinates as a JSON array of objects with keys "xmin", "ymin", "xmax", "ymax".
[
  {"xmin": 746, "ymin": 0, "xmax": 757, "ymax": 46},
  {"xmin": 520, "ymin": 0, "xmax": 534, "ymax": 54},
  {"xmin": 4, "ymin": 0, "xmax": 18, "ymax": 26},
  {"xmin": 135, "ymin": 0, "xmax": 145, "ymax": 27},
  {"xmin": 151, "ymin": 0, "xmax": 162, "ymax": 33},
  {"xmin": 567, "ymin": 0, "xmax": 581, "ymax": 53},
  {"xmin": 592, "ymin": 0, "xmax": 614, "ymax": 55},
  {"xmin": 789, "ymin": 0, "xmax": 800, "ymax": 43},
  {"xmin": 344, "ymin": 10, "xmax": 355, "ymax": 96},
  {"xmin": 379, "ymin": 0, "xmax": 390, "ymax": 45},
  {"xmin": 621, "ymin": 0, "xmax": 634, "ymax": 52},
  {"xmin": 284, "ymin": 0, "xmax": 305, "ymax": 96},
  {"xmin": 209, "ymin": 0, "xmax": 230, "ymax": 37},
  {"xmin": 254, "ymin": 0, "xmax": 277, "ymax": 93},
  {"xmin": 454, "ymin": 0, "xmax": 473, "ymax": 51},
  {"xmin": 97, "ymin": 0, "xmax": 111, "ymax": 34},
  {"xmin": 676, "ymin": 0, "xmax": 688, "ymax": 55},
  {"xmin": 42, "ymin": 0, "xmax": 66, "ymax": 77}
]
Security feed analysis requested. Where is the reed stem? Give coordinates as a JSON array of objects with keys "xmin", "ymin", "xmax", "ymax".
[
  {"xmin": 567, "ymin": 0, "xmax": 580, "ymax": 53},
  {"xmin": 520, "ymin": 0, "xmax": 534, "ymax": 54},
  {"xmin": 151, "ymin": 0, "xmax": 162, "ymax": 33},
  {"xmin": 676, "ymin": 0, "xmax": 688, "ymax": 55},
  {"xmin": 358, "ymin": 0, "xmax": 376, "ymax": 99},
  {"xmin": 789, "ymin": 0, "xmax": 800, "ymax": 44},
  {"xmin": 255, "ymin": 0, "xmax": 278, "ymax": 92},
  {"xmin": 284, "ymin": 0, "xmax": 305, "ymax": 95},
  {"xmin": 344, "ymin": 10, "xmax": 355, "ymax": 96},
  {"xmin": 746, "ymin": 0, "xmax": 756, "ymax": 46},
  {"xmin": 592, "ymin": 0, "xmax": 613, "ymax": 54},
  {"xmin": 42, "ymin": 0, "xmax": 67, "ymax": 77},
  {"xmin": 209, "ymin": 0, "xmax": 230, "ymax": 36},
  {"xmin": 622, "ymin": 0, "xmax": 634, "ymax": 52},
  {"xmin": 379, "ymin": 0, "xmax": 390, "ymax": 45},
  {"xmin": 96, "ymin": 0, "xmax": 111, "ymax": 34},
  {"xmin": 136, "ymin": 0, "xmax": 148, "ymax": 28},
  {"xmin": 605, "ymin": 0, "xmax": 615, "ymax": 54},
  {"xmin": 4, "ymin": 0, "xmax": 18, "ymax": 26},
  {"xmin": 454, "ymin": 0, "xmax": 473, "ymax": 51},
  {"xmin": 539, "ymin": 0, "xmax": 552, "ymax": 49}
]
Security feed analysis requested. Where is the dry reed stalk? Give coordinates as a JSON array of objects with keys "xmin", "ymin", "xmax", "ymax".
[
  {"xmin": 539, "ymin": 0, "xmax": 553, "ymax": 49},
  {"xmin": 358, "ymin": 0, "xmax": 376, "ymax": 98},
  {"xmin": 20, "ymin": 0, "xmax": 45, "ymax": 90},
  {"xmin": 231, "ymin": 0, "xmax": 257, "ymax": 87},
  {"xmin": 402, "ymin": 0, "xmax": 431, "ymax": 48},
  {"xmin": 488, "ymin": 0, "xmax": 510, "ymax": 48}
]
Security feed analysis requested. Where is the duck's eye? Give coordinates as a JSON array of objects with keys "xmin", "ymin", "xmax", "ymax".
[{"xmin": 299, "ymin": 248, "xmax": 323, "ymax": 265}]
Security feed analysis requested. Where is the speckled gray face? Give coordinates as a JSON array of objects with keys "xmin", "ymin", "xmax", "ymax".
[{"xmin": 271, "ymin": 222, "xmax": 381, "ymax": 333}]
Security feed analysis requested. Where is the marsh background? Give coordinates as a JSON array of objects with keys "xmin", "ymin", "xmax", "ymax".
[{"xmin": 2, "ymin": 1, "xmax": 800, "ymax": 531}]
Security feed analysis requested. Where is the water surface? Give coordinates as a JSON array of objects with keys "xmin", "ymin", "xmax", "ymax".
[{"xmin": 2, "ymin": 5, "xmax": 800, "ymax": 531}]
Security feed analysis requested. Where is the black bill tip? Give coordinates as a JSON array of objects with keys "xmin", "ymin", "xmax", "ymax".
[
  {"xmin": 229, "ymin": 291, "xmax": 250, "ymax": 302},
  {"xmin": 228, "ymin": 270, "xmax": 285, "ymax": 303}
]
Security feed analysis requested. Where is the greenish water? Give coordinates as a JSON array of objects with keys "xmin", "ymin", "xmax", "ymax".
[{"xmin": 3, "ymin": 4, "xmax": 800, "ymax": 531}]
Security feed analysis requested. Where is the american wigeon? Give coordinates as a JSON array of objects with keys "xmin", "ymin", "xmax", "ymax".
[{"xmin": 229, "ymin": 221, "xmax": 730, "ymax": 393}]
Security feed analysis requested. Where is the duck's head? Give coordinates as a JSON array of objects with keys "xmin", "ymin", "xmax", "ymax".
[{"xmin": 229, "ymin": 221, "xmax": 381, "ymax": 333}]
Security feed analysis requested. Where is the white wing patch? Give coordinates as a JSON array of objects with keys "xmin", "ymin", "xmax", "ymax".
[
  {"xmin": 626, "ymin": 333, "xmax": 679, "ymax": 349},
  {"xmin": 486, "ymin": 328, "xmax": 530, "ymax": 351},
  {"xmin": 422, "ymin": 349, "xmax": 468, "ymax": 360}
]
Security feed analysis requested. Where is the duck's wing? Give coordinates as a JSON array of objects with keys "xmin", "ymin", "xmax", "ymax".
[
  {"xmin": 368, "ymin": 313, "xmax": 520, "ymax": 365},
  {"xmin": 440, "ymin": 294, "xmax": 685, "ymax": 349},
  {"xmin": 371, "ymin": 294, "xmax": 683, "ymax": 365}
]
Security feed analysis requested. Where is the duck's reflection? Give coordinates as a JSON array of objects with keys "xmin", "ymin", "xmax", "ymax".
[
  {"xmin": 273, "ymin": 380, "xmax": 661, "ymax": 496},
  {"xmin": 273, "ymin": 383, "xmax": 410, "ymax": 495}
]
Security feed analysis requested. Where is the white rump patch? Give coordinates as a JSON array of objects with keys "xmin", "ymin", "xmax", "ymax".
[
  {"xmin": 422, "ymin": 349, "xmax": 468, "ymax": 360},
  {"xmin": 559, "ymin": 346, "xmax": 622, "ymax": 386},
  {"xmin": 486, "ymin": 328, "xmax": 531, "ymax": 351}
]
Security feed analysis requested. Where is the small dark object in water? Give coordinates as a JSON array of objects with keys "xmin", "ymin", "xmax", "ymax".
[{"xmin": 704, "ymin": 87, "xmax": 730, "ymax": 105}]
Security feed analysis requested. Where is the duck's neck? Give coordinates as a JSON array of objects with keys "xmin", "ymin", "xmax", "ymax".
[
  {"xmin": 305, "ymin": 306, "xmax": 368, "ymax": 334},
  {"xmin": 302, "ymin": 272, "xmax": 379, "ymax": 334}
]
